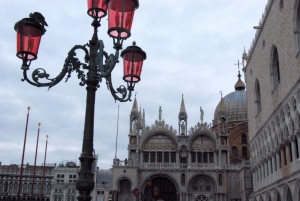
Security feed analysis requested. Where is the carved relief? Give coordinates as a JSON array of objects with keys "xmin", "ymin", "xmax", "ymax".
[
  {"xmin": 191, "ymin": 136, "xmax": 215, "ymax": 151},
  {"xmin": 144, "ymin": 134, "xmax": 176, "ymax": 150}
]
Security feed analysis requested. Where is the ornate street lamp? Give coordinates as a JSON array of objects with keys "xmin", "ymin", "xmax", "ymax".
[{"xmin": 14, "ymin": 1, "xmax": 146, "ymax": 201}]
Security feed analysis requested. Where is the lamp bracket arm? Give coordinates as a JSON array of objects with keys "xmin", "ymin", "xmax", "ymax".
[
  {"xmin": 99, "ymin": 47, "xmax": 120, "ymax": 77},
  {"xmin": 105, "ymin": 75, "xmax": 132, "ymax": 102},
  {"xmin": 21, "ymin": 44, "xmax": 89, "ymax": 89}
]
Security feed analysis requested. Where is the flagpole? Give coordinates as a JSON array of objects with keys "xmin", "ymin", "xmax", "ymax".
[
  {"xmin": 41, "ymin": 135, "xmax": 48, "ymax": 201},
  {"xmin": 31, "ymin": 123, "xmax": 41, "ymax": 198},
  {"xmin": 17, "ymin": 106, "xmax": 30, "ymax": 201},
  {"xmin": 114, "ymin": 105, "xmax": 120, "ymax": 160}
]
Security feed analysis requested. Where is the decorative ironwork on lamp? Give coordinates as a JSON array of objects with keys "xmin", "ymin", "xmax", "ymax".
[{"xmin": 14, "ymin": 1, "xmax": 146, "ymax": 201}]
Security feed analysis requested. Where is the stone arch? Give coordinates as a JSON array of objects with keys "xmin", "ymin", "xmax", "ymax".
[
  {"xmin": 275, "ymin": 190, "xmax": 282, "ymax": 201},
  {"xmin": 258, "ymin": 194, "xmax": 263, "ymax": 201},
  {"xmin": 291, "ymin": 96, "xmax": 297, "ymax": 114},
  {"xmin": 265, "ymin": 191, "xmax": 271, "ymax": 201},
  {"xmin": 141, "ymin": 130, "xmax": 178, "ymax": 150},
  {"xmin": 189, "ymin": 131, "xmax": 216, "ymax": 151},
  {"xmin": 294, "ymin": 178, "xmax": 300, "ymax": 201},
  {"xmin": 286, "ymin": 103, "xmax": 291, "ymax": 118},
  {"xmin": 290, "ymin": 119, "xmax": 296, "ymax": 135},
  {"xmin": 276, "ymin": 115, "xmax": 281, "ymax": 130},
  {"xmin": 287, "ymin": 187, "xmax": 293, "ymax": 201},
  {"xmin": 284, "ymin": 125, "xmax": 289, "ymax": 139},
  {"xmin": 282, "ymin": 183, "xmax": 294, "ymax": 201},
  {"xmin": 118, "ymin": 178, "xmax": 132, "ymax": 201},
  {"xmin": 143, "ymin": 174, "xmax": 178, "ymax": 201},
  {"xmin": 187, "ymin": 173, "xmax": 217, "ymax": 193},
  {"xmin": 281, "ymin": 109, "xmax": 286, "ymax": 125}
]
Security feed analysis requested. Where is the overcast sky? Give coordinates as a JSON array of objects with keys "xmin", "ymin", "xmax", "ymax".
[{"xmin": 0, "ymin": 0, "xmax": 267, "ymax": 169}]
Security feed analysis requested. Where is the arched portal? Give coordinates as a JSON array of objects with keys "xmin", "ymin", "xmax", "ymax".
[
  {"xmin": 188, "ymin": 174, "xmax": 216, "ymax": 201},
  {"xmin": 143, "ymin": 177, "xmax": 177, "ymax": 201},
  {"xmin": 118, "ymin": 179, "xmax": 132, "ymax": 201}
]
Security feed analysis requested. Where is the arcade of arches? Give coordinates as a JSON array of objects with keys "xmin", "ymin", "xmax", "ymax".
[{"xmin": 116, "ymin": 174, "xmax": 219, "ymax": 201}]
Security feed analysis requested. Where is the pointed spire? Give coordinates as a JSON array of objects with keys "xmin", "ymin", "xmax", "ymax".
[
  {"xmin": 143, "ymin": 109, "xmax": 145, "ymax": 127},
  {"xmin": 178, "ymin": 94, "xmax": 187, "ymax": 119},
  {"xmin": 242, "ymin": 47, "xmax": 248, "ymax": 60},
  {"xmin": 131, "ymin": 94, "xmax": 138, "ymax": 116},
  {"xmin": 158, "ymin": 106, "xmax": 162, "ymax": 121}
]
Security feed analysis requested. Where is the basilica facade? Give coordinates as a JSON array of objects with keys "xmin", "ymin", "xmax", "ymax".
[{"xmin": 111, "ymin": 73, "xmax": 251, "ymax": 201}]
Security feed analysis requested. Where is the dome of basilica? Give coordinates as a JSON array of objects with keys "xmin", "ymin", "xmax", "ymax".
[{"xmin": 214, "ymin": 72, "xmax": 247, "ymax": 123}]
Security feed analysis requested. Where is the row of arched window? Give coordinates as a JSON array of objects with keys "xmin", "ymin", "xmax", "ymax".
[
  {"xmin": 254, "ymin": 46, "xmax": 280, "ymax": 116},
  {"xmin": 231, "ymin": 146, "xmax": 248, "ymax": 159}
]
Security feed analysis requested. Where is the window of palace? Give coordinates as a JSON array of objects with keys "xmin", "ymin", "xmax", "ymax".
[
  {"xmin": 242, "ymin": 133, "xmax": 247, "ymax": 144},
  {"xmin": 242, "ymin": 147, "xmax": 248, "ymax": 159},
  {"xmin": 270, "ymin": 46, "xmax": 281, "ymax": 91},
  {"xmin": 232, "ymin": 146, "xmax": 238, "ymax": 158},
  {"xmin": 254, "ymin": 79, "xmax": 262, "ymax": 116}
]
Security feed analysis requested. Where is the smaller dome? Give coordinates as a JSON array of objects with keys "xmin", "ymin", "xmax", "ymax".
[
  {"xmin": 214, "ymin": 71, "xmax": 247, "ymax": 122},
  {"xmin": 234, "ymin": 71, "xmax": 246, "ymax": 90}
]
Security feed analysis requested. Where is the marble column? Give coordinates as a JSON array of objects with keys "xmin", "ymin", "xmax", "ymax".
[
  {"xmin": 297, "ymin": 135, "xmax": 300, "ymax": 158},
  {"xmin": 280, "ymin": 146, "xmax": 286, "ymax": 167},
  {"xmin": 271, "ymin": 154, "xmax": 276, "ymax": 173},
  {"xmin": 276, "ymin": 151, "xmax": 280, "ymax": 170},
  {"xmin": 285, "ymin": 143, "xmax": 291, "ymax": 164},
  {"xmin": 268, "ymin": 157, "xmax": 272, "ymax": 175},
  {"xmin": 218, "ymin": 150, "xmax": 222, "ymax": 166},
  {"xmin": 214, "ymin": 152, "xmax": 217, "ymax": 165},
  {"xmin": 264, "ymin": 161, "xmax": 268, "ymax": 177},
  {"xmin": 290, "ymin": 136, "xmax": 297, "ymax": 162}
]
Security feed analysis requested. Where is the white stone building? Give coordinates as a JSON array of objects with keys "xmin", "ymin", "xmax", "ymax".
[
  {"xmin": 50, "ymin": 161, "xmax": 112, "ymax": 201},
  {"xmin": 243, "ymin": 0, "xmax": 300, "ymax": 200}
]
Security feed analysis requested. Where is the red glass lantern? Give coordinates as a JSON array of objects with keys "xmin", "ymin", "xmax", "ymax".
[
  {"xmin": 121, "ymin": 42, "xmax": 146, "ymax": 90},
  {"xmin": 107, "ymin": 0, "xmax": 139, "ymax": 39},
  {"xmin": 87, "ymin": 0, "xmax": 108, "ymax": 18},
  {"xmin": 14, "ymin": 18, "xmax": 45, "ymax": 62}
]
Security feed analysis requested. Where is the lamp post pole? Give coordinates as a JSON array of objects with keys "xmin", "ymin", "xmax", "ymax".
[
  {"xmin": 14, "ymin": 1, "xmax": 146, "ymax": 201},
  {"xmin": 76, "ymin": 28, "xmax": 99, "ymax": 198}
]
